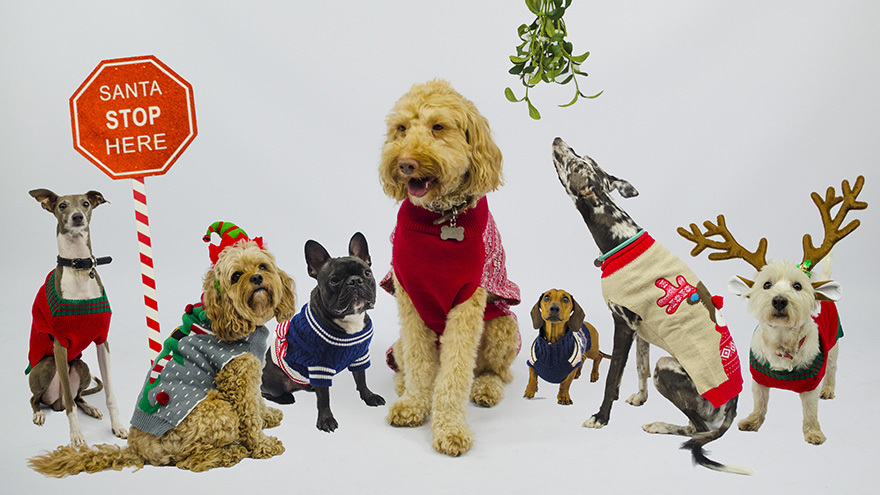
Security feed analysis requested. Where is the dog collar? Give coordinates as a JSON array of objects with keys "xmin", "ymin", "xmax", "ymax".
[
  {"xmin": 57, "ymin": 255, "xmax": 112, "ymax": 270},
  {"xmin": 595, "ymin": 229, "xmax": 646, "ymax": 267},
  {"xmin": 775, "ymin": 336, "xmax": 807, "ymax": 360}
]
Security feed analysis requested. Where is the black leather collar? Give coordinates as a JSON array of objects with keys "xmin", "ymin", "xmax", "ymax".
[{"xmin": 57, "ymin": 255, "xmax": 112, "ymax": 270}]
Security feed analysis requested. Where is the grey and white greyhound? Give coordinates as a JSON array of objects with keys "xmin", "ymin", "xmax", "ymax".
[
  {"xmin": 28, "ymin": 189, "xmax": 127, "ymax": 446},
  {"xmin": 551, "ymin": 138, "xmax": 750, "ymax": 475}
]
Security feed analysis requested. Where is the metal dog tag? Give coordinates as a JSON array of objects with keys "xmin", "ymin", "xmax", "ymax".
[{"xmin": 440, "ymin": 225, "xmax": 465, "ymax": 241}]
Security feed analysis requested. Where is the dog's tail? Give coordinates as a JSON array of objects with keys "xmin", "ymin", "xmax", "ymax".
[
  {"xmin": 681, "ymin": 396, "xmax": 753, "ymax": 475},
  {"xmin": 82, "ymin": 376, "xmax": 104, "ymax": 396},
  {"xmin": 598, "ymin": 350, "xmax": 612, "ymax": 360},
  {"xmin": 28, "ymin": 443, "xmax": 143, "ymax": 478}
]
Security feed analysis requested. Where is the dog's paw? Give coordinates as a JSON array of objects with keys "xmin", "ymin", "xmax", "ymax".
[
  {"xmin": 387, "ymin": 399, "xmax": 429, "ymax": 427},
  {"xmin": 804, "ymin": 429, "xmax": 827, "ymax": 445},
  {"xmin": 820, "ymin": 386, "xmax": 836, "ymax": 400},
  {"xmin": 112, "ymin": 422, "xmax": 129, "ymax": 439},
  {"xmin": 250, "ymin": 436, "xmax": 285, "ymax": 459},
  {"xmin": 556, "ymin": 394, "xmax": 573, "ymax": 406},
  {"xmin": 33, "ymin": 411, "xmax": 45, "ymax": 426},
  {"xmin": 626, "ymin": 391, "xmax": 647, "ymax": 406},
  {"xmin": 79, "ymin": 403, "xmax": 102, "ymax": 419},
  {"xmin": 69, "ymin": 430, "xmax": 86, "ymax": 448},
  {"xmin": 262, "ymin": 407, "xmax": 283, "ymax": 429},
  {"xmin": 317, "ymin": 412, "xmax": 338, "ymax": 433},
  {"xmin": 362, "ymin": 393, "xmax": 386, "ymax": 407},
  {"xmin": 432, "ymin": 422, "xmax": 473, "ymax": 457},
  {"xmin": 590, "ymin": 372, "xmax": 600, "ymax": 382},
  {"xmin": 737, "ymin": 415, "xmax": 764, "ymax": 432},
  {"xmin": 523, "ymin": 387, "xmax": 537, "ymax": 399},
  {"xmin": 471, "ymin": 373, "xmax": 504, "ymax": 408},
  {"xmin": 582, "ymin": 415, "xmax": 607, "ymax": 429}
]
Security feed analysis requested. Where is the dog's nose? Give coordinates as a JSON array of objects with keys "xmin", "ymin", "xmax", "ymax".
[
  {"xmin": 772, "ymin": 296, "xmax": 788, "ymax": 311},
  {"xmin": 250, "ymin": 274, "xmax": 263, "ymax": 286},
  {"xmin": 398, "ymin": 158, "xmax": 419, "ymax": 176},
  {"xmin": 549, "ymin": 304, "xmax": 560, "ymax": 315},
  {"xmin": 347, "ymin": 276, "xmax": 364, "ymax": 287},
  {"xmin": 72, "ymin": 212, "xmax": 84, "ymax": 224}
]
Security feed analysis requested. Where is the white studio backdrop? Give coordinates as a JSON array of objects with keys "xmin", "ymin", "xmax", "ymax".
[{"xmin": 1, "ymin": 1, "xmax": 878, "ymax": 494}]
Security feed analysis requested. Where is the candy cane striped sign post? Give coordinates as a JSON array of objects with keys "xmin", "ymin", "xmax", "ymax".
[{"xmin": 70, "ymin": 55, "xmax": 197, "ymax": 364}]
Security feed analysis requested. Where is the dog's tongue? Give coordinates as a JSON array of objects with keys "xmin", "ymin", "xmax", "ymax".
[{"xmin": 407, "ymin": 178, "xmax": 433, "ymax": 198}]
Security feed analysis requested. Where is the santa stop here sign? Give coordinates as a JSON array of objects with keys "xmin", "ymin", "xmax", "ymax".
[{"xmin": 70, "ymin": 55, "xmax": 197, "ymax": 179}]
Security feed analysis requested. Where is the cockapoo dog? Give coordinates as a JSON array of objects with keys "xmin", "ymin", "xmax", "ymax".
[
  {"xmin": 680, "ymin": 176, "xmax": 866, "ymax": 445},
  {"xmin": 379, "ymin": 80, "xmax": 521, "ymax": 456},
  {"xmin": 29, "ymin": 224, "xmax": 297, "ymax": 476}
]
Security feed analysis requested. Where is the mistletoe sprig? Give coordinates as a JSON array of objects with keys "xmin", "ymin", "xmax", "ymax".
[{"xmin": 505, "ymin": 0, "xmax": 602, "ymax": 119}]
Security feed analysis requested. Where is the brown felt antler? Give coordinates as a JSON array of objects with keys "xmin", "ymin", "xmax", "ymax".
[
  {"xmin": 801, "ymin": 175, "xmax": 868, "ymax": 266},
  {"xmin": 677, "ymin": 214, "xmax": 769, "ymax": 271}
]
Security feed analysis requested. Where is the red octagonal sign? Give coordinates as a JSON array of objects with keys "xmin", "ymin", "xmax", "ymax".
[{"xmin": 70, "ymin": 55, "xmax": 197, "ymax": 179}]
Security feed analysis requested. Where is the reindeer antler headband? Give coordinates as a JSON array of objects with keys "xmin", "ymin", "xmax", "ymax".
[{"xmin": 678, "ymin": 176, "xmax": 867, "ymax": 286}]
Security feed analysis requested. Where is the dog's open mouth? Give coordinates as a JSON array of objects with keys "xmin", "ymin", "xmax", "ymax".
[{"xmin": 407, "ymin": 177, "xmax": 435, "ymax": 198}]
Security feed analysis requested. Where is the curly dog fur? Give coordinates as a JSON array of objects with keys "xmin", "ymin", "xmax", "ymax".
[
  {"xmin": 29, "ymin": 241, "xmax": 296, "ymax": 476},
  {"xmin": 380, "ymin": 80, "xmax": 520, "ymax": 456}
]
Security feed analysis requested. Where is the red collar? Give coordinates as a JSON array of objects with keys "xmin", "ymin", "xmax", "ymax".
[
  {"xmin": 600, "ymin": 231, "xmax": 655, "ymax": 278},
  {"xmin": 776, "ymin": 336, "xmax": 807, "ymax": 360}
]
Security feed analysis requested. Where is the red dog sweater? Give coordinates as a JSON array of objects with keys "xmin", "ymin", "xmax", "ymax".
[
  {"xmin": 381, "ymin": 197, "xmax": 520, "ymax": 334},
  {"xmin": 750, "ymin": 300, "xmax": 842, "ymax": 393},
  {"xmin": 27, "ymin": 270, "xmax": 111, "ymax": 374}
]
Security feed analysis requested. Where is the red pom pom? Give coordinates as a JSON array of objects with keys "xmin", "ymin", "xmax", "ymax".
[
  {"xmin": 156, "ymin": 392, "xmax": 170, "ymax": 405},
  {"xmin": 712, "ymin": 295, "xmax": 724, "ymax": 310},
  {"xmin": 184, "ymin": 304, "xmax": 194, "ymax": 314}
]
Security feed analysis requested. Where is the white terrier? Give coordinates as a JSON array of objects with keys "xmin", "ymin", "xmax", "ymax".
[{"xmin": 680, "ymin": 175, "xmax": 866, "ymax": 445}]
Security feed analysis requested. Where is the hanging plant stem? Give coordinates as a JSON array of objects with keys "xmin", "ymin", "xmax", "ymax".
[{"xmin": 505, "ymin": 0, "xmax": 602, "ymax": 120}]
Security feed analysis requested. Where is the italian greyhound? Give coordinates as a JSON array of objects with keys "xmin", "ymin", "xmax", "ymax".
[{"xmin": 27, "ymin": 189, "xmax": 127, "ymax": 446}]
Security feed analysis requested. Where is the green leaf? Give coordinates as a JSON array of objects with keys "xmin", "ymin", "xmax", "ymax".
[
  {"xmin": 527, "ymin": 99, "xmax": 542, "ymax": 120},
  {"xmin": 571, "ymin": 51, "xmax": 590, "ymax": 63},
  {"xmin": 508, "ymin": 64, "xmax": 524, "ymax": 75},
  {"xmin": 525, "ymin": 0, "xmax": 541, "ymax": 16},
  {"xmin": 564, "ymin": 41, "xmax": 573, "ymax": 53},
  {"xmin": 559, "ymin": 91, "xmax": 579, "ymax": 107},
  {"xmin": 559, "ymin": 73, "xmax": 574, "ymax": 85},
  {"xmin": 584, "ymin": 90, "xmax": 604, "ymax": 99},
  {"xmin": 504, "ymin": 87, "xmax": 520, "ymax": 102},
  {"xmin": 509, "ymin": 55, "xmax": 529, "ymax": 64},
  {"xmin": 523, "ymin": 64, "xmax": 536, "ymax": 74},
  {"xmin": 528, "ymin": 69, "xmax": 543, "ymax": 85},
  {"xmin": 517, "ymin": 23, "xmax": 530, "ymax": 36},
  {"xmin": 548, "ymin": 8, "xmax": 565, "ymax": 21}
]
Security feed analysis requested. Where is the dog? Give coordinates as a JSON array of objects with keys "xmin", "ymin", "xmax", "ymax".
[
  {"xmin": 680, "ymin": 176, "xmax": 866, "ymax": 445},
  {"xmin": 27, "ymin": 189, "xmax": 127, "ymax": 447},
  {"xmin": 29, "ymin": 222, "xmax": 297, "ymax": 476},
  {"xmin": 551, "ymin": 138, "xmax": 750, "ymax": 474},
  {"xmin": 261, "ymin": 232, "xmax": 385, "ymax": 432},
  {"xmin": 378, "ymin": 80, "xmax": 521, "ymax": 456},
  {"xmin": 524, "ymin": 289, "xmax": 611, "ymax": 405}
]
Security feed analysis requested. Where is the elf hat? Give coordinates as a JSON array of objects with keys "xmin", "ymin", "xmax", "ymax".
[{"xmin": 203, "ymin": 221, "xmax": 264, "ymax": 265}]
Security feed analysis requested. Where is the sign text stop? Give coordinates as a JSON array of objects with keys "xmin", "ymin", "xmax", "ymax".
[{"xmin": 70, "ymin": 55, "xmax": 197, "ymax": 179}]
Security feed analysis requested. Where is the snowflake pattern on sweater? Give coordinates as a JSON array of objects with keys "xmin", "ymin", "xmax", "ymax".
[{"xmin": 270, "ymin": 303, "xmax": 373, "ymax": 387}]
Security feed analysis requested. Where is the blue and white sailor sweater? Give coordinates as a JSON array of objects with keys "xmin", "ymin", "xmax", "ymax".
[
  {"xmin": 271, "ymin": 303, "xmax": 373, "ymax": 387},
  {"xmin": 527, "ymin": 325, "xmax": 590, "ymax": 384}
]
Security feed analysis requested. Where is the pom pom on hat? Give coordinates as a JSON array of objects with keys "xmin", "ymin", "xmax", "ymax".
[{"xmin": 203, "ymin": 221, "xmax": 264, "ymax": 265}]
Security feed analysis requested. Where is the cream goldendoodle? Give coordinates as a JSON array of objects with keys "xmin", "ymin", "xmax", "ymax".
[
  {"xmin": 379, "ymin": 80, "xmax": 521, "ymax": 456},
  {"xmin": 29, "ymin": 229, "xmax": 297, "ymax": 476}
]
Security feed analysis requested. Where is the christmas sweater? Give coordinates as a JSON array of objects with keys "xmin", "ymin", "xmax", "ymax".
[
  {"xmin": 600, "ymin": 231, "xmax": 743, "ymax": 408},
  {"xmin": 380, "ymin": 197, "xmax": 521, "ymax": 334},
  {"xmin": 527, "ymin": 324, "xmax": 590, "ymax": 384},
  {"xmin": 130, "ymin": 301, "xmax": 269, "ymax": 437},
  {"xmin": 270, "ymin": 303, "xmax": 373, "ymax": 387},
  {"xmin": 27, "ymin": 270, "xmax": 111, "ymax": 374},
  {"xmin": 750, "ymin": 300, "xmax": 842, "ymax": 393}
]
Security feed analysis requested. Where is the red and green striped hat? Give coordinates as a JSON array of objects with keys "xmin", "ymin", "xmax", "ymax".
[{"xmin": 203, "ymin": 221, "xmax": 264, "ymax": 265}]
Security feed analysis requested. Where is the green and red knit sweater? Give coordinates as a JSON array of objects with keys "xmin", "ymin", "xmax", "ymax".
[{"xmin": 27, "ymin": 270, "xmax": 111, "ymax": 374}]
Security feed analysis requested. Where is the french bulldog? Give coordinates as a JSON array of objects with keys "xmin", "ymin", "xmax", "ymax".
[{"xmin": 262, "ymin": 232, "xmax": 385, "ymax": 432}]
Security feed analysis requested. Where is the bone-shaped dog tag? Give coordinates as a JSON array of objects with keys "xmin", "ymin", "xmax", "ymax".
[{"xmin": 440, "ymin": 225, "xmax": 465, "ymax": 241}]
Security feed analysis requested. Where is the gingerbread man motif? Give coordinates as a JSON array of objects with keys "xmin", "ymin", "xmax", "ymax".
[{"xmin": 655, "ymin": 275, "xmax": 697, "ymax": 315}]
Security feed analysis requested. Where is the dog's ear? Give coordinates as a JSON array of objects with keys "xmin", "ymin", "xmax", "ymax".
[
  {"xmin": 608, "ymin": 176, "xmax": 638, "ymax": 199},
  {"xmin": 305, "ymin": 240, "xmax": 332, "ymax": 279},
  {"xmin": 29, "ymin": 189, "xmax": 58, "ymax": 212},
  {"xmin": 530, "ymin": 293, "xmax": 545, "ymax": 330},
  {"xmin": 462, "ymin": 107, "xmax": 503, "ymax": 197},
  {"xmin": 728, "ymin": 276, "xmax": 753, "ymax": 297},
  {"xmin": 202, "ymin": 266, "xmax": 253, "ymax": 341},
  {"xmin": 568, "ymin": 295, "xmax": 586, "ymax": 334},
  {"xmin": 812, "ymin": 280, "xmax": 842, "ymax": 302},
  {"xmin": 274, "ymin": 267, "xmax": 298, "ymax": 322},
  {"xmin": 86, "ymin": 191, "xmax": 109, "ymax": 208},
  {"xmin": 348, "ymin": 232, "xmax": 371, "ymax": 266}
]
